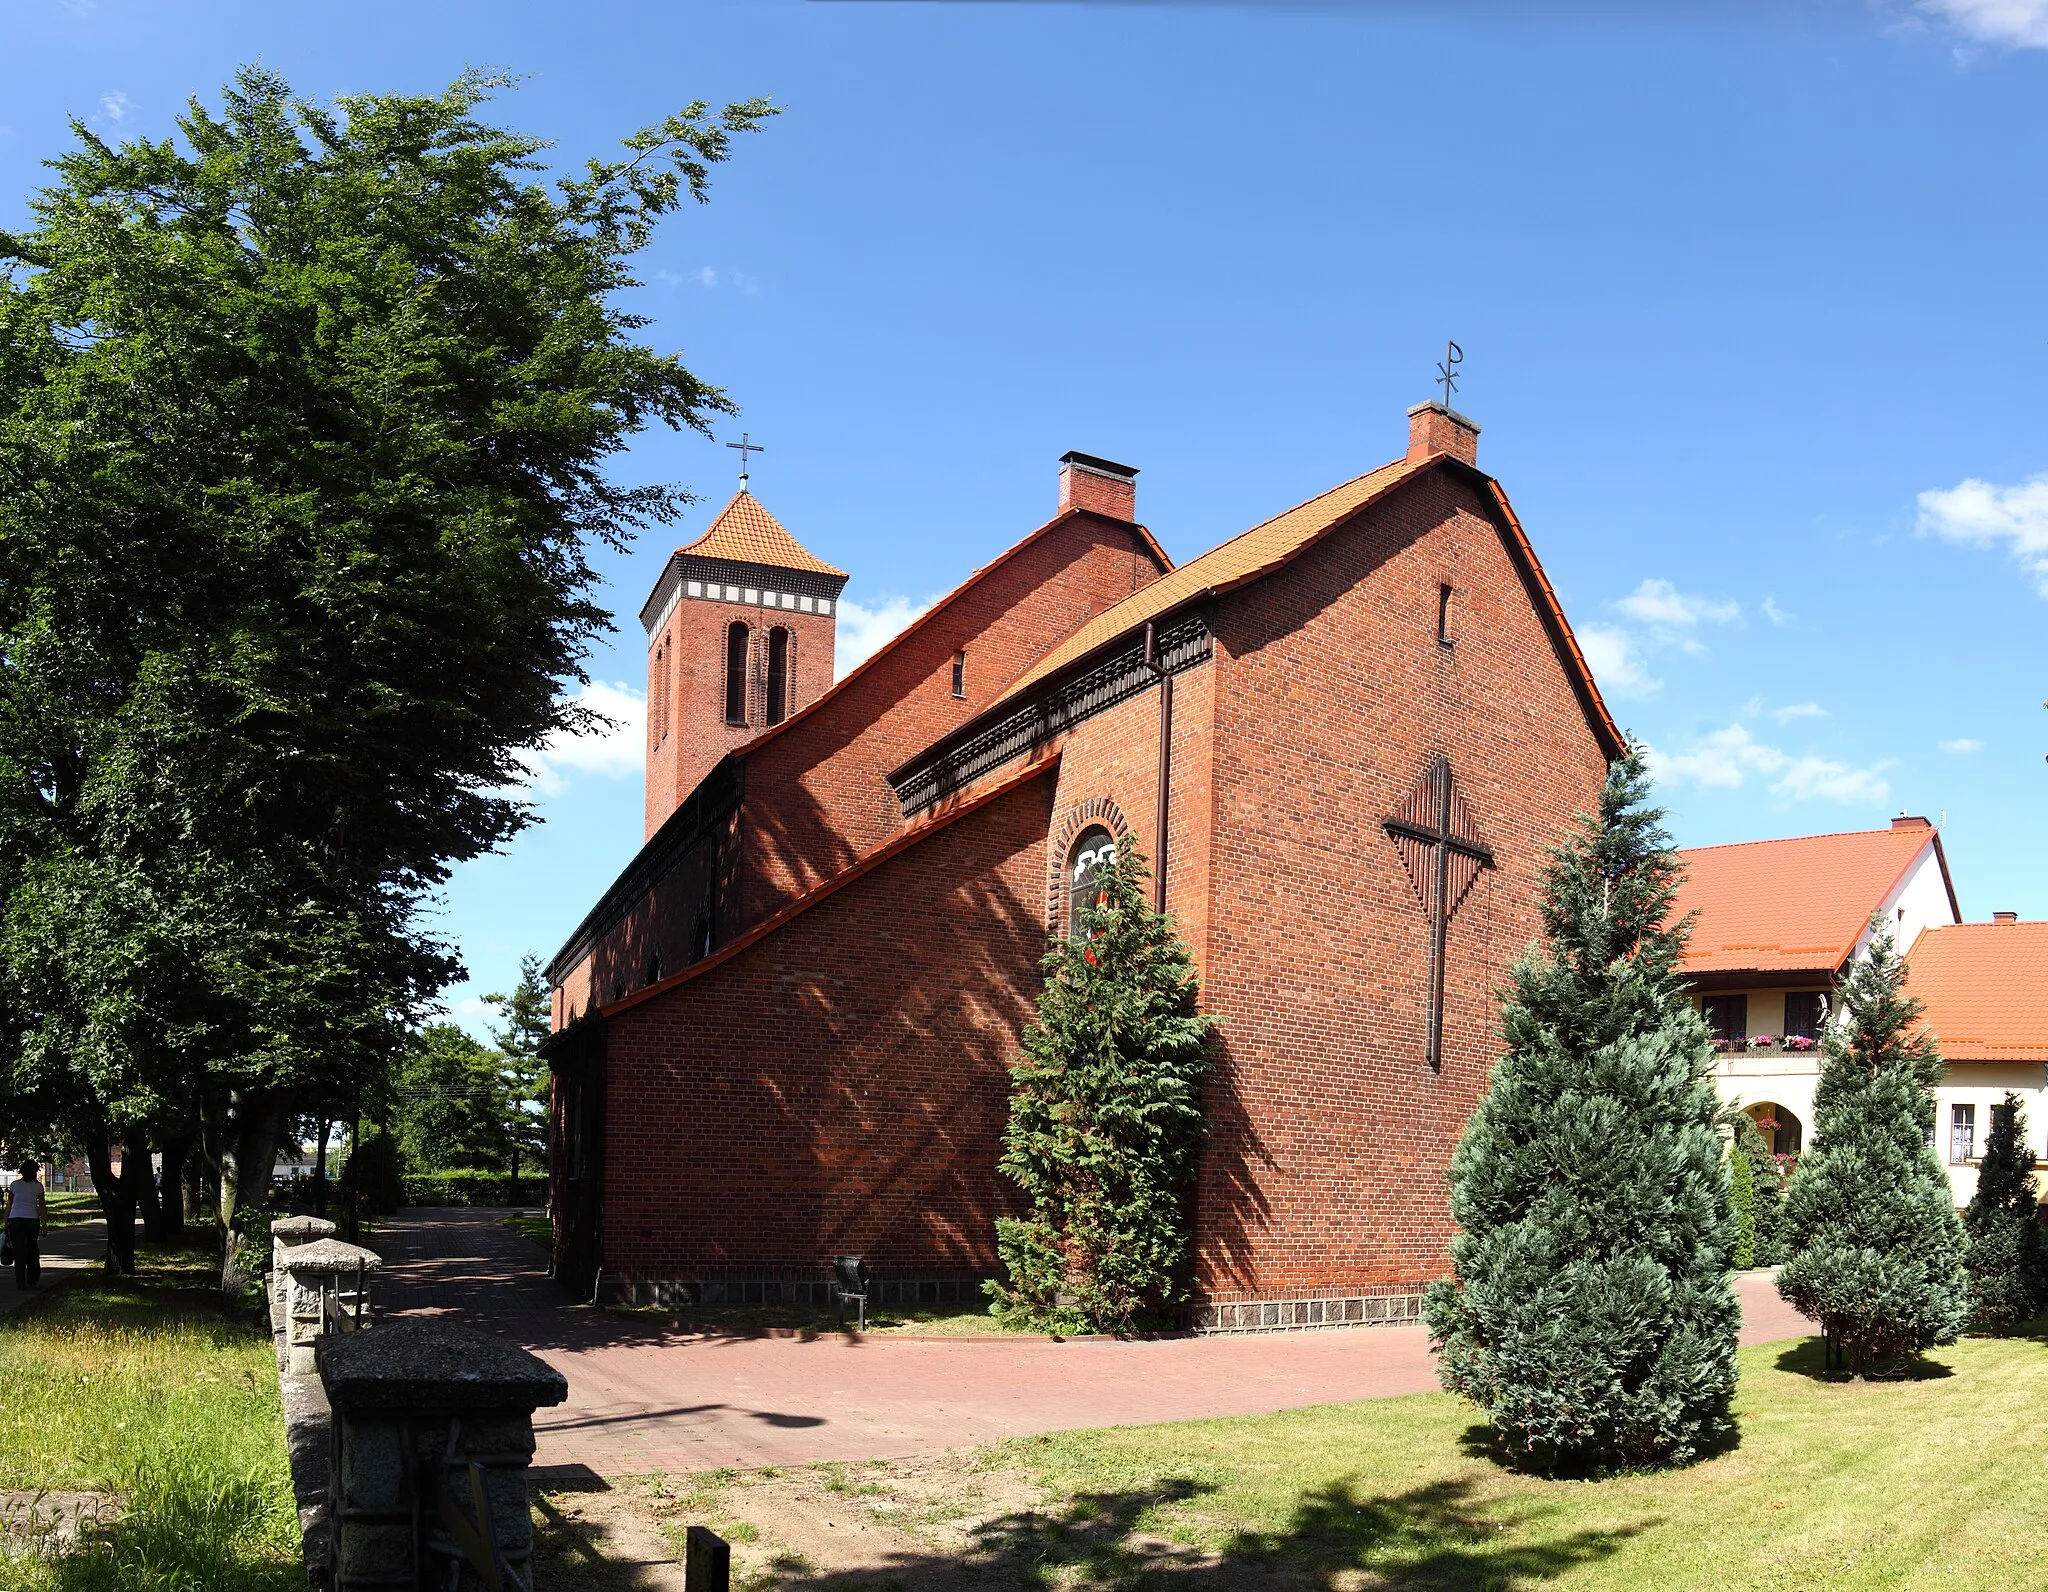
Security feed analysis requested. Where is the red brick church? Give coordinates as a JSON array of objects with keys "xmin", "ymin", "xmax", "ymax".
[{"xmin": 545, "ymin": 400, "xmax": 1622, "ymax": 1329}]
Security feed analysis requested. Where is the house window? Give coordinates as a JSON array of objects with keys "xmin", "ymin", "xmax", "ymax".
[
  {"xmin": 1702, "ymin": 993, "xmax": 1748, "ymax": 1045},
  {"xmin": 1951, "ymin": 1103, "xmax": 1976, "ymax": 1165},
  {"xmin": 724, "ymin": 621, "xmax": 750, "ymax": 725},
  {"xmin": 1067, "ymin": 825, "xmax": 1117, "ymax": 941},
  {"xmin": 766, "ymin": 626, "xmax": 791, "ymax": 726},
  {"xmin": 951, "ymin": 650, "xmax": 967, "ymax": 699},
  {"xmin": 1783, "ymin": 991, "xmax": 1827, "ymax": 1041},
  {"xmin": 1437, "ymin": 583, "xmax": 1454, "ymax": 648}
]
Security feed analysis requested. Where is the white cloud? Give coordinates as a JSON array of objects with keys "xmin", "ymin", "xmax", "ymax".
[
  {"xmin": 698, "ymin": 266, "xmax": 719, "ymax": 288},
  {"xmin": 1614, "ymin": 578, "xmax": 1741, "ymax": 630},
  {"xmin": 1772, "ymin": 701, "xmax": 1827, "ymax": 723},
  {"xmin": 1917, "ymin": 472, "xmax": 2048, "ymax": 595},
  {"xmin": 835, "ymin": 594, "xmax": 935, "ymax": 679},
  {"xmin": 1921, "ymin": 0, "xmax": 2048, "ymax": 49},
  {"xmin": 1939, "ymin": 737, "xmax": 1984, "ymax": 754},
  {"xmin": 1646, "ymin": 723, "xmax": 1891, "ymax": 804},
  {"xmin": 100, "ymin": 90, "xmax": 131, "ymax": 123},
  {"xmin": 1762, "ymin": 596, "xmax": 1793, "ymax": 627},
  {"xmin": 1579, "ymin": 624, "xmax": 1661, "ymax": 699},
  {"xmin": 516, "ymin": 679, "xmax": 645, "ymax": 795}
]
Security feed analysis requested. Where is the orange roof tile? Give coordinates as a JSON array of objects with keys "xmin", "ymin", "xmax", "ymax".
[
  {"xmin": 1673, "ymin": 826, "xmax": 1942, "ymax": 976},
  {"xmin": 985, "ymin": 455, "xmax": 1624, "ymax": 759},
  {"xmin": 994, "ymin": 457, "xmax": 1426, "ymax": 703},
  {"xmin": 1905, "ymin": 921, "xmax": 2048, "ymax": 1063},
  {"xmin": 677, "ymin": 491, "xmax": 848, "ymax": 578}
]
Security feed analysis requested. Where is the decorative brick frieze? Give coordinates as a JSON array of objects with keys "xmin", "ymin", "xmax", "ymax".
[
  {"xmin": 1188, "ymin": 1286, "xmax": 1429, "ymax": 1334},
  {"xmin": 891, "ymin": 608, "xmax": 1212, "ymax": 816}
]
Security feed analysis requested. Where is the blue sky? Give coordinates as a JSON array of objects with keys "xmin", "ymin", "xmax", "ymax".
[{"xmin": 7, "ymin": 1, "xmax": 2047, "ymax": 1036}]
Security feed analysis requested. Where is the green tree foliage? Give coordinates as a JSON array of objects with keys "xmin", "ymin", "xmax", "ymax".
[
  {"xmin": 1729, "ymin": 1131, "xmax": 1757, "ymax": 1271},
  {"xmin": 392, "ymin": 1023, "xmax": 514, "ymax": 1174},
  {"xmin": 1777, "ymin": 925, "xmax": 1970, "ymax": 1376},
  {"xmin": 989, "ymin": 837, "xmax": 1214, "ymax": 1334},
  {"xmin": 0, "ymin": 68, "xmax": 772, "ymax": 1239},
  {"xmin": 1425, "ymin": 748, "xmax": 1738, "ymax": 1472},
  {"xmin": 485, "ymin": 954, "xmax": 552, "ymax": 1186},
  {"xmin": 1963, "ymin": 1092, "xmax": 2045, "ymax": 1335},
  {"xmin": 1735, "ymin": 1112, "xmax": 1789, "ymax": 1267}
]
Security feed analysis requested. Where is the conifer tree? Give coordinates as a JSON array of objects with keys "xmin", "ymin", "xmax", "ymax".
[
  {"xmin": 1729, "ymin": 1132, "xmax": 1758, "ymax": 1270},
  {"xmin": 1425, "ymin": 749, "xmax": 1738, "ymax": 1471},
  {"xmin": 1962, "ymin": 1092, "xmax": 2045, "ymax": 1335},
  {"xmin": 1777, "ymin": 925, "xmax": 1969, "ymax": 1375},
  {"xmin": 989, "ymin": 837, "xmax": 1214, "ymax": 1334},
  {"xmin": 1737, "ymin": 1112, "xmax": 1790, "ymax": 1267}
]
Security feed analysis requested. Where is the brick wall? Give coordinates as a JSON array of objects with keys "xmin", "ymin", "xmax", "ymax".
[
  {"xmin": 736, "ymin": 511, "xmax": 1165, "ymax": 931},
  {"xmin": 645, "ymin": 596, "xmax": 835, "ymax": 841},
  {"xmin": 1193, "ymin": 468, "xmax": 1609, "ymax": 1301},
  {"xmin": 593, "ymin": 767, "xmax": 1057, "ymax": 1288}
]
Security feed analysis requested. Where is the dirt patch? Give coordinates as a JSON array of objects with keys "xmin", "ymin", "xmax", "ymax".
[
  {"xmin": 0, "ymin": 1490, "xmax": 122, "ymax": 1555},
  {"xmin": 530, "ymin": 1452, "xmax": 1307, "ymax": 1590}
]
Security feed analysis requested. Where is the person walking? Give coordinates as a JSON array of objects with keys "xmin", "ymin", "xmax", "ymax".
[{"xmin": 6, "ymin": 1160, "xmax": 45, "ymax": 1289}]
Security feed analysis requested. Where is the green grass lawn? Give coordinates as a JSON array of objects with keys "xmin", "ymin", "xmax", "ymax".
[
  {"xmin": 39, "ymin": 1191, "xmax": 102, "ymax": 1230},
  {"xmin": 0, "ymin": 1242, "xmax": 302, "ymax": 1591},
  {"xmin": 497, "ymin": 1212, "xmax": 552, "ymax": 1249},
  {"xmin": 967, "ymin": 1332, "xmax": 2048, "ymax": 1589}
]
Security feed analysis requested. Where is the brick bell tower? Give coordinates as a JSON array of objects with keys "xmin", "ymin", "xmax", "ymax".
[{"xmin": 640, "ymin": 489, "xmax": 849, "ymax": 839}]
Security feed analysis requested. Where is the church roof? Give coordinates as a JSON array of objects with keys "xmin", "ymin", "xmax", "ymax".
[
  {"xmin": 1905, "ymin": 920, "xmax": 2048, "ymax": 1063},
  {"xmin": 987, "ymin": 454, "xmax": 1622, "ymax": 759},
  {"xmin": 1672, "ymin": 823, "xmax": 1952, "ymax": 977},
  {"xmin": 676, "ymin": 491, "xmax": 848, "ymax": 578}
]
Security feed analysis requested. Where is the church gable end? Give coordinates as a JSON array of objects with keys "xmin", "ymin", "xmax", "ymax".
[{"xmin": 1193, "ymin": 463, "xmax": 1612, "ymax": 1306}]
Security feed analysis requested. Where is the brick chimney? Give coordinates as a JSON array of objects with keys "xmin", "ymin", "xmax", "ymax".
[
  {"xmin": 1892, "ymin": 815, "xmax": 1932, "ymax": 830},
  {"xmin": 1058, "ymin": 451, "xmax": 1138, "ymax": 521},
  {"xmin": 1406, "ymin": 401, "xmax": 1481, "ymax": 465},
  {"xmin": 1994, "ymin": 911, "xmax": 2019, "ymax": 924}
]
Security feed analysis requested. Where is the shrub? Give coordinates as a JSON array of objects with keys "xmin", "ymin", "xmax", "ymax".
[
  {"xmin": 988, "ymin": 835, "xmax": 1213, "ymax": 1334},
  {"xmin": 1425, "ymin": 748, "xmax": 1738, "ymax": 1472},
  {"xmin": 1964, "ymin": 1091, "xmax": 2046, "ymax": 1335},
  {"xmin": 399, "ymin": 1169, "xmax": 539, "ymax": 1207},
  {"xmin": 1738, "ymin": 1113, "xmax": 1789, "ymax": 1267},
  {"xmin": 1730, "ymin": 1135, "xmax": 1757, "ymax": 1270},
  {"xmin": 1777, "ymin": 924, "xmax": 1969, "ymax": 1377}
]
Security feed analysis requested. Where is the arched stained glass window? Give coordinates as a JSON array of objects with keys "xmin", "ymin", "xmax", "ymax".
[{"xmin": 1067, "ymin": 825, "xmax": 1117, "ymax": 941}]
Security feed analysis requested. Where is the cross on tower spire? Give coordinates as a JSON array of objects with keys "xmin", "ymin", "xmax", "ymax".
[
  {"xmin": 1384, "ymin": 754, "xmax": 1495, "ymax": 1071},
  {"xmin": 725, "ymin": 432, "xmax": 765, "ymax": 486},
  {"xmin": 1436, "ymin": 340, "xmax": 1463, "ymax": 409}
]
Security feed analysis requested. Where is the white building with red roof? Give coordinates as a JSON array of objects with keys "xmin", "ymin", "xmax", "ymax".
[{"xmin": 1673, "ymin": 816, "xmax": 2046, "ymax": 1203}]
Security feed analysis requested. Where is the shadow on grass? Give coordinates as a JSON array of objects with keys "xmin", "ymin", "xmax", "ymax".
[
  {"xmin": 775, "ymin": 1474, "xmax": 1649, "ymax": 1590},
  {"xmin": 1452, "ymin": 1415, "xmax": 1743, "ymax": 1478},
  {"xmin": 1771, "ymin": 1337, "xmax": 1955, "ymax": 1382}
]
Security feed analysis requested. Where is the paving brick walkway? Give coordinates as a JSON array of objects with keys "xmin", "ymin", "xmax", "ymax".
[{"xmin": 372, "ymin": 1208, "xmax": 1815, "ymax": 1477}]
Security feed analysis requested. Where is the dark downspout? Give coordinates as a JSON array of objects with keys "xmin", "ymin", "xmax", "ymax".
[{"xmin": 1144, "ymin": 622, "xmax": 1173, "ymax": 913}]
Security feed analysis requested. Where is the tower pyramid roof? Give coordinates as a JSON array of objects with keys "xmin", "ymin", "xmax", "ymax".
[{"xmin": 677, "ymin": 491, "xmax": 847, "ymax": 578}]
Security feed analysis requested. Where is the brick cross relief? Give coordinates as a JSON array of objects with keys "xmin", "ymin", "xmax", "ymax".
[{"xmin": 1383, "ymin": 755, "xmax": 1495, "ymax": 1072}]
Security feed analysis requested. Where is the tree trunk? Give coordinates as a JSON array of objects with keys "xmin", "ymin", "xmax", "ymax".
[
  {"xmin": 86, "ymin": 1133, "xmax": 138, "ymax": 1276},
  {"xmin": 149, "ymin": 1134, "xmax": 192, "ymax": 1240},
  {"xmin": 132, "ymin": 1130, "xmax": 164, "ymax": 1241},
  {"xmin": 314, "ymin": 1115, "xmax": 332, "ymax": 1218},
  {"xmin": 219, "ymin": 1091, "xmax": 287, "ymax": 1231}
]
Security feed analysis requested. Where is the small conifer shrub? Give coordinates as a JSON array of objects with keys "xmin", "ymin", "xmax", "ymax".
[
  {"xmin": 1777, "ymin": 925, "xmax": 1970, "ymax": 1376},
  {"xmin": 988, "ymin": 836, "xmax": 1214, "ymax": 1334},
  {"xmin": 1426, "ymin": 749, "xmax": 1739, "ymax": 1472},
  {"xmin": 1963, "ymin": 1092, "xmax": 2045, "ymax": 1335},
  {"xmin": 1729, "ymin": 1132, "xmax": 1758, "ymax": 1270},
  {"xmin": 1738, "ymin": 1112, "xmax": 1790, "ymax": 1267}
]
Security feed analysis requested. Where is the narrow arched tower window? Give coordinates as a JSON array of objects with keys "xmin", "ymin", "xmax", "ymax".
[
  {"xmin": 1067, "ymin": 825, "xmax": 1118, "ymax": 941},
  {"xmin": 724, "ymin": 621, "xmax": 750, "ymax": 725},
  {"xmin": 766, "ymin": 626, "xmax": 791, "ymax": 726}
]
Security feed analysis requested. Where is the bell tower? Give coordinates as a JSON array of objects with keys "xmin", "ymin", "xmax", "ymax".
[{"xmin": 640, "ymin": 490, "xmax": 848, "ymax": 838}]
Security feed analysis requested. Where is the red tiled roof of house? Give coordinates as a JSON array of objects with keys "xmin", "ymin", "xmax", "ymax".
[
  {"xmin": 1672, "ymin": 825, "xmax": 1940, "ymax": 975},
  {"xmin": 677, "ymin": 491, "xmax": 848, "ymax": 578},
  {"xmin": 1905, "ymin": 920, "xmax": 2048, "ymax": 1063},
  {"xmin": 986, "ymin": 455, "xmax": 1624, "ymax": 758}
]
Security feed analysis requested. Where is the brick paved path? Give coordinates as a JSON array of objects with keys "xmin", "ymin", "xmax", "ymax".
[{"xmin": 372, "ymin": 1208, "xmax": 1814, "ymax": 1477}]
